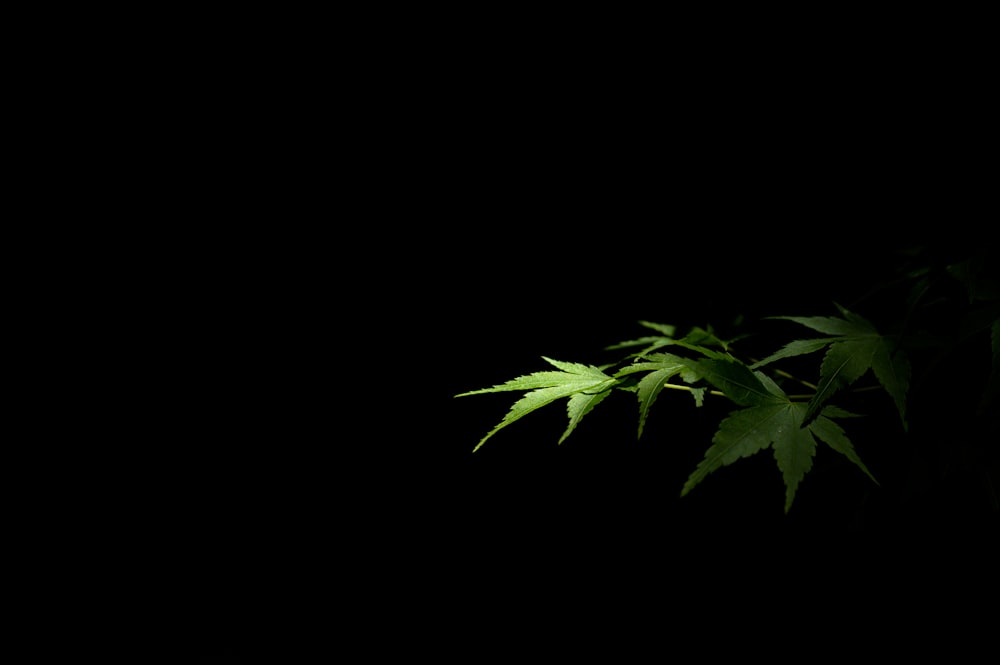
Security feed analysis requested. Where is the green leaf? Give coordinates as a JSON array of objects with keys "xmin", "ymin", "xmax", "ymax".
[
  {"xmin": 750, "ymin": 337, "xmax": 838, "ymax": 369},
  {"xmin": 804, "ymin": 338, "xmax": 878, "ymax": 423},
  {"xmin": 819, "ymin": 405, "xmax": 863, "ymax": 419},
  {"xmin": 612, "ymin": 354, "xmax": 685, "ymax": 378},
  {"xmin": 869, "ymin": 338, "xmax": 911, "ymax": 430},
  {"xmin": 688, "ymin": 386, "xmax": 707, "ymax": 407},
  {"xmin": 634, "ymin": 363, "xmax": 686, "ymax": 439},
  {"xmin": 755, "ymin": 370, "xmax": 792, "ymax": 400},
  {"xmin": 834, "ymin": 301, "xmax": 879, "ymax": 328},
  {"xmin": 682, "ymin": 401, "xmax": 877, "ymax": 513},
  {"xmin": 638, "ymin": 320, "xmax": 677, "ymax": 337},
  {"xmin": 454, "ymin": 357, "xmax": 613, "ymax": 395},
  {"xmin": 771, "ymin": 408, "xmax": 817, "ymax": 513},
  {"xmin": 775, "ymin": 306, "xmax": 911, "ymax": 429},
  {"xmin": 562, "ymin": 388, "xmax": 614, "ymax": 444},
  {"xmin": 604, "ymin": 321, "xmax": 677, "ymax": 355},
  {"xmin": 683, "ymin": 357, "xmax": 785, "ymax": 407},
  {"xmin": 604, "ymin": 335, "xmax": 674, "ymax": 354},
  {"xmin": 680, "ymin": 403, "xmax": 789, "ymax": 499},
  {"xmin": 612, "ymin": 353, "xmax": 694, "ymax": 438},
  {"xmin": 675, "ymin": 325, "xmax": 733, "ymax": 351},
  {"xmin": 455, "ymin": 357, "xmax": 617, "ymax": 452},
  {"xmin": 808, "ymin": 414, "xmax": 878, "ymax": 485},
  {"xmin": 768, "ymin": 313, "xmax": 874, "ymax": 336},
  {"xmin": 670, "ymin": 340, "xmax": 732, "ymax": 360},
  {"xmin": 605, "ymin": 322, "xmax": 733, "ymax": 359}
]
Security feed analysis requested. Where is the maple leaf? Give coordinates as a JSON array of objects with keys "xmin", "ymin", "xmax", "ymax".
[
  {"xmin": 684, "ymin": 356, "xmax": 781, "ymax": 406},
  {"xmin": 605, "ymin": 321, "xmax": 733, "ymax": 359},
  {"xmin": 754, "ymin": 303, "xmax": 911, "ymax": 430},
  {"xmin": 454, "ymin": 356, "xmax": 618, "ymax": 452},
  {"xmin": 607, "ymin": 325, "xmax": 757, "ymax": 438},
  {"xmin": 612, "ymin": 352, "xmax": 697, "ymax": 438},
  {"xmin": 680, "ymin": 368, "xmax": 878, "ymax": 512}
]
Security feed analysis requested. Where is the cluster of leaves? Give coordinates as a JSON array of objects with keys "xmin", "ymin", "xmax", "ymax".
[{"xmin": 455, "ymin": 248, "xmax": 999, "ymax": 514}]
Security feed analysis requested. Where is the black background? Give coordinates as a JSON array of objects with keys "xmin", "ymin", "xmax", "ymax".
[
  {"xmin": 102, "ymin": 21, "xmax": 999, "ymax": 661},
  {"xmin": 162, "ymin": 168, "xmax": 996, "ymax": 660}
]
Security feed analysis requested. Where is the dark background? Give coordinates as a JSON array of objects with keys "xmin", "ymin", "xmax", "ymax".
[
  {"xmin": 163, "ymin": 174, "xmax": 996, "ymax": 660},
  {"xmin": 108, "ymin": 21, "xmax": 998, "ymax": 661}
]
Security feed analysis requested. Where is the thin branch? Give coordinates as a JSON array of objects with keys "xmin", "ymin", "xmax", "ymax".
[
  {"xmin": 747, "ymin": 357, "xmax": 819, "ymax": 390},
  {"xmin": 660, "ymin": 383, "xmax": 725, "ymax": 397}
]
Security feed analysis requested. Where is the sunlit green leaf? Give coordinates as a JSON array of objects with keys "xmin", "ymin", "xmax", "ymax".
[
  {"xmin": 562, "ymin": 388, "xmax": 614, "ymax": 444},
  {"xmin": 455, "ymin": 357, "xmax": 618, "ymax": 451},
  {"xmin": 634, "ymin": 363, "xmax": 686, "ymax": 438},
  {"xmin": 453, "ymin": 250, "xmax": 989, "ymax": 516}
]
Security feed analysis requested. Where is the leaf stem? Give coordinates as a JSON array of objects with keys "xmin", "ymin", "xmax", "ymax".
[
  {"xmin": 746, "ymin": 356, "xmax": 819, "ymax": 390},
  {"xmin": 661, "ymin": 383, "xmax": 725, "ymax": 397},
  {"xmin": 770, "ymin": 367, "xmax": 818, "ymax": 390},
  {"xmin": 787, "ymin": 384, "xmax": 881, "ymax": 401}
]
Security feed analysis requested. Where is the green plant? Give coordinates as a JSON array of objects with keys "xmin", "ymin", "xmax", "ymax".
[{"xmin": 455, "ymin": 246, "xmax": 999, "ymax": 516}]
